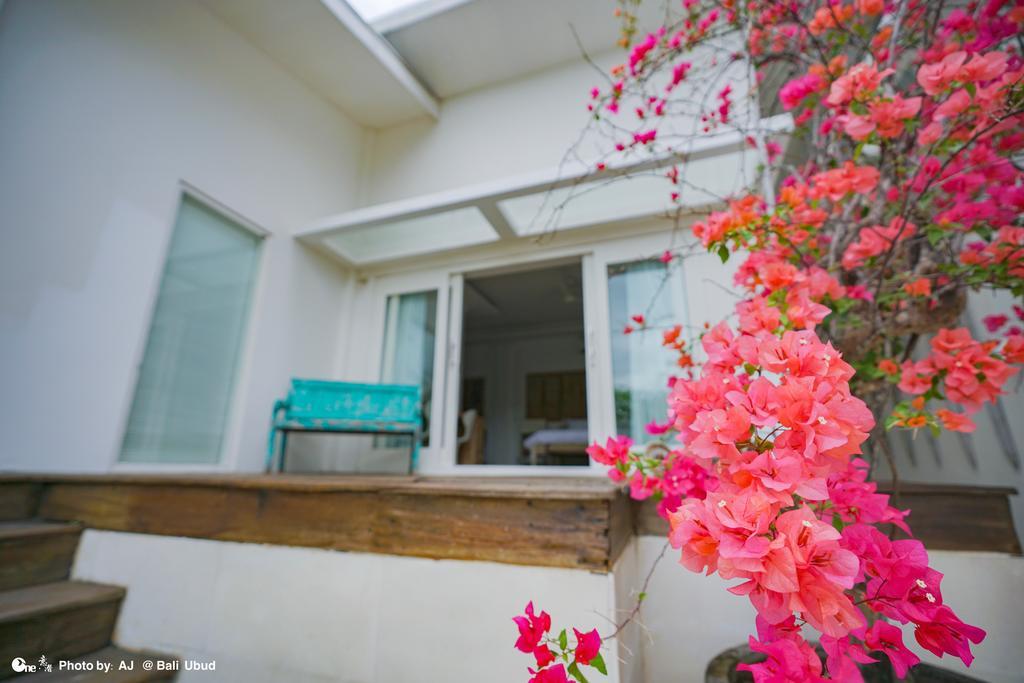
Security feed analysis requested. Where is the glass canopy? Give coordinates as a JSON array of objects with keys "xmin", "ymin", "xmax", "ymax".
[{"xmin": 323, "ymin": 206, "xmax": 497, "ymax": 264}]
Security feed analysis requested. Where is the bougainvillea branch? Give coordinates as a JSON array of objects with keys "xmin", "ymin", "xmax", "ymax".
[{"xmin": 515, "ymin": 0, "xmax": 1023, "ymax": 680}]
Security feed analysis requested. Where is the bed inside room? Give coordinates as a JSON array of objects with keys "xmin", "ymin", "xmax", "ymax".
[{"xmin": 458, "ymin": 261, "xmax": 589, "ymax": 467}]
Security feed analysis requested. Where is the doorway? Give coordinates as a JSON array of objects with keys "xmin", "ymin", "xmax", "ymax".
[{"xmin": 456, "ymin": 261, "xmax": 589, "ymax": 466}]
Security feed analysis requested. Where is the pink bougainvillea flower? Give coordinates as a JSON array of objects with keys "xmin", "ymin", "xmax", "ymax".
[
  {"xmin": 513, "ymin": 602, "xmax": 551, "ymax": 654},
  {"xmin": 811, "ymin": 162, "xmax": 880, "ymax": 201},
  {"xmin": 779, "ymin": 72, "xmax": 824, "ymax": 110},
  {"xmin": 645, "ymin": 419, "xmax": 672, "ymax": 435},
  {"xmin": 898, "ymin": 359, "xmax": 934, "ymax": 395},
  {"xmin": 903, "ymin": 278, "xmax": 932, "ymax": 297},
  {"xmin": 958, "ymin": 51, "xmax": 1008, "ymax": 83},
  {"xmin": 533, "ymin": 645, "xmax": 555, "ymax": 668},
  {"xmin": 738, "ymin": 634, "xmax": 825, "ymax": 681},
  {"xmin": 917, "ymin": 51, "xmax": 968, "ymax": 95},
  {"xmin": 935, "ymin": 88, "xmax": 972, "ymax": 120},
  {"xmin": 586, "ymin": 436, "xmax": 632, "ymax": 467},
  {"xmin": 935, "ymin": 409, "xmax": 975, "ymax": 433},
  {"xmin": 918, "ymin": 121, "xmax": 944, "ymax": 145},
  {"xmin": 983, "ymin": 314, "xmax": 1008, "ymax": 332},
  {"xmin": 573, "ymin": 628, "xmax": 602, "ymax": 665},
  {"xmin": 864, "ymin": 621, "xmax": 920, "ymax": 677},
  {"xmin": 846, "ymin": 284, "xmax": 874, "ymax": 302},
  {"xmin": 914, "ymin": 605, "xmax": 987, "ymax": 666},
  {"xmin": 842, "ymin": 218, "xmax": 916, "ymax": 270},
  {"xmin": 828, "ymin": 63, "xmax": 892, "ymax": 106},
  {"xmin": 1004, "ymin": 335, "xmax": 1024, "ymax": 364},
  {"xmin": 528, "ymin": 664, "xmax": 569, "ymax": 683}
]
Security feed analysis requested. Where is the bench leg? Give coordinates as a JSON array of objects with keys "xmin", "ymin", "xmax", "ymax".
[
  {"xmin": 279, "ymin": 431, "xmax": 289, "ymax": 473},
  {"xmin": 265, "ymin": 426, "xmax": 278, "ymax": 473},
  {"xmin": 409, "ymin": 431, "xmax": 420, "ymax": 475}
]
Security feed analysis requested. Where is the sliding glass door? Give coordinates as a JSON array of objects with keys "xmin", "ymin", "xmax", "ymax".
[
  {"xmin": 380, "ymin": 290, "xmax": 438, "ymax": 446},
  {"xmin": 606, "ymin": 258, "xmax": 687, "ymax": 441}
]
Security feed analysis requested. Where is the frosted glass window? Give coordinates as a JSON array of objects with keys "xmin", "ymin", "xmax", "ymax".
[
  {"xmin": 380, "ymin": 290, "xmax": 437, "ymax": 445},
  {"xmin": 607, "ymin": 259, "xmax": 687, "ymax": 440},
  {"xmin": 120, "ymin": 196, "xmax": 261, "ymax": 464}
]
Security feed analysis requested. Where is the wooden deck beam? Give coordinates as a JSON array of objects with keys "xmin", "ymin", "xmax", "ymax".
[
  {"xmin": 0, "ymin": 475, "xmax": 629, "ymax": 573},
  {"xmin": 0, "ymin": 475, "xmax": 1017, "ymax": 571}
]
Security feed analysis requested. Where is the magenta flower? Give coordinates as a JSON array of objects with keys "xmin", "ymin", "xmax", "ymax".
[
  {"xmin": 513, "ymin": 602, "xmax": 551, "ymax": 654},
  {"xmin": 573, "ymin": 628, "xmax": 601, "ymax": 665}
]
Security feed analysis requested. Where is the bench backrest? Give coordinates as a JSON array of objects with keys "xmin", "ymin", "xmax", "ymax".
[{"xmin": 285, "ymin": 379, "xmax": 421, "ymax": 426}]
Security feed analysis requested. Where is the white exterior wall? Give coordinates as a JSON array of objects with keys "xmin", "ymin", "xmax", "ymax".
[
  {"xmin": 74, "ymin": 531, "xmax": 1023, "ymax": 682},
  {"xmin": 0, "ymin": 0, "xmax": 366, "ymax": 473},
  {"xmin": 361, "ymin": 53, "xmax": 618, "ymax": 205},
  {"xmin": 623, "ymin": 537, "xmax": 1024, "ymax": 683},
  {"xmin": 73, "ymin": 530, "xmax": 623, "ymax": 683}
]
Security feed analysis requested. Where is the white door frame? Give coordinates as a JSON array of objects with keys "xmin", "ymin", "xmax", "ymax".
[{"xmin": 361, "ymin": 228, "xmax": 687, "ymax": 476}]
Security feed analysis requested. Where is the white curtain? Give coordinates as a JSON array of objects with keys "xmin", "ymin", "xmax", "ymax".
[{"xmin": 380, "ymin": 290, "xmax": 437, "ymax": 444}]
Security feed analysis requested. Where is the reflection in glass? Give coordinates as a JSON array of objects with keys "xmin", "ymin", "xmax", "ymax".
[
  {"xmin": 607, "ymin": 259, "xmax": 686, "ymax": 440},
  {"xmin": 120, "ymin": 196, "xmax": 261, "ymax": 463},
  {"xmin": 380, "ymin": 290, "xmax": 437, "ymax": 445}
]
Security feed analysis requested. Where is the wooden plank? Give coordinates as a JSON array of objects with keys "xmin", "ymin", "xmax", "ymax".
[
  {"xmin": 607, "ymin": 491, "xmax": 635, "ymax": 568},
  {"xmin": 879, "ymin": 485, "xmax": 1022, "ymax": 554},
  {"xmin": 0, "ymin": 482, "xmax": 41, "ymax": 520},
  {"xmin": 33, "ymin": 478, "xmax": 619, "ymax": 571},
  {"xmin": 1, "ymin": 474, "xmax": 617, "ymax": 500},
  {"xmin": 21, "ymin": 646, "xmax": 178, "ymax": 682},
  {"xmin": 0, "ymin": 522, "xmax": 81, "ymax": 591},
  {"xmin": 633, "ymin": 485, "xmax": 1022, "ymax": 555},
  {"xmin": 0, "ymin": 581, "xmax": 124, "ymax": 679}
]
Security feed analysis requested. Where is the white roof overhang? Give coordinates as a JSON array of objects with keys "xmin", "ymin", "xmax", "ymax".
[{"xmin": 297, "ymin": 114, "xmax": 794, "ymax": 267}]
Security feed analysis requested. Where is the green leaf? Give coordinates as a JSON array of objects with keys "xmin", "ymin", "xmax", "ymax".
[
  {"xmin": 926, "ymin": 227, "xmax": 946, "ymax": 247},
  {"xmin": 717, "ymin": 244, "xmax": 730, "ymax": 264},
  {"xmin": 559, "ymin": 629, "xmax": 568, "ymax": 652},
  {"xmin": 590, "ymin": 653, "xmax": 608, "ymax": 676},
  {"xmin": 567, "ymin": 662, "xmax": 589, "ymax": 683},
  {"xmin": 832, "ymin": 515, "xmax": 846, "ymax": 532}
]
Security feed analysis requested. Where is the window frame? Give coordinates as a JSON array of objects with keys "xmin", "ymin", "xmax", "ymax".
[{"xmin": 111, "ymin": 182, "xmax": 268, "ymax": 472}]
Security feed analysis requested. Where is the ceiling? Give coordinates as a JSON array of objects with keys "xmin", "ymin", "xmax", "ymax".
[
  {"xmin": 200, "ymin": 0, "xmax": 667, "ymax": 123},
  {"xmin": 464, "ymin": 262, "xmax": 583, "ymax": 331},
  {"xmin": 381, "ymin": 0, "xmax": 653, "ymax": 98},
  {"xmin": 199, "ymin": 0, "xmax": 438, "ymax": 127}
]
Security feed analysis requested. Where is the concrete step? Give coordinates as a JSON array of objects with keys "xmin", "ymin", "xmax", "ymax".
[{"xmin": 0, "ymin": 521, "xmax": 82, "ymax": 591}]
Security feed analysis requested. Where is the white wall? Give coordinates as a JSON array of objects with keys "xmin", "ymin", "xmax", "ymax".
[
  {"xmin": 360, "ymin": 40, "xmax": 751, "ymax": 208},
  {"xmin": 463, "ymin": 326, "xmax": 586, "ymax": 465},
  {"xmin": 0, "ymin": 0, "xmax": 366, "ymax": 473},
  {"xmin": 361, "ymin": 53, "xmax": 617, "ymax": 205},
  {"xmin": 73, "ymin": 530, "xmax": 624, "ymax": 683},
  {"xmin": 621, "ymin": 536, "xmax": 1024, "ymax": 683}
]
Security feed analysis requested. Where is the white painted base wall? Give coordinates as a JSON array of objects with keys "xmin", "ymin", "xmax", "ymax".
[
  {"xmin": 71, "ymin": 531, "xmax": 1024, "ymax": 682},
  {"xmin": 621, "ymin": 537, "xmax": 1024, "ymax": 683},
  {"xmin": 73, "ymin": 531, "xmax": 623, "ymax": 683}
]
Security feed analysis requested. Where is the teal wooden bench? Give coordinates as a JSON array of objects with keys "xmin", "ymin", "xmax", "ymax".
[{"xmin": 266, "ymin": 379, "xmax": 422, "ymax": 473}]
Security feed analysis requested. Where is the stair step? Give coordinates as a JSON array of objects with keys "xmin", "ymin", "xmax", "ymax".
[
  {"xmin": 0, "ymin": 581, "xmax": 125, "ymax": 680},
  {"xmin": 18, "ymin": 646, "xmax": 178, "ymax": 681},
  {"xmin": 0, "ymin": 521, "xmax": 82, "ymax": 591},
  {"xmin": 0, "ymin": 483, "xmax": 41, "ymax": 521}
]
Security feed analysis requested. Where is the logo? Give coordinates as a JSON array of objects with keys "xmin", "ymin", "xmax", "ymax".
[{"xmin": 11, "ymin": 658, "xmax": 36, "ymax": 673}]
